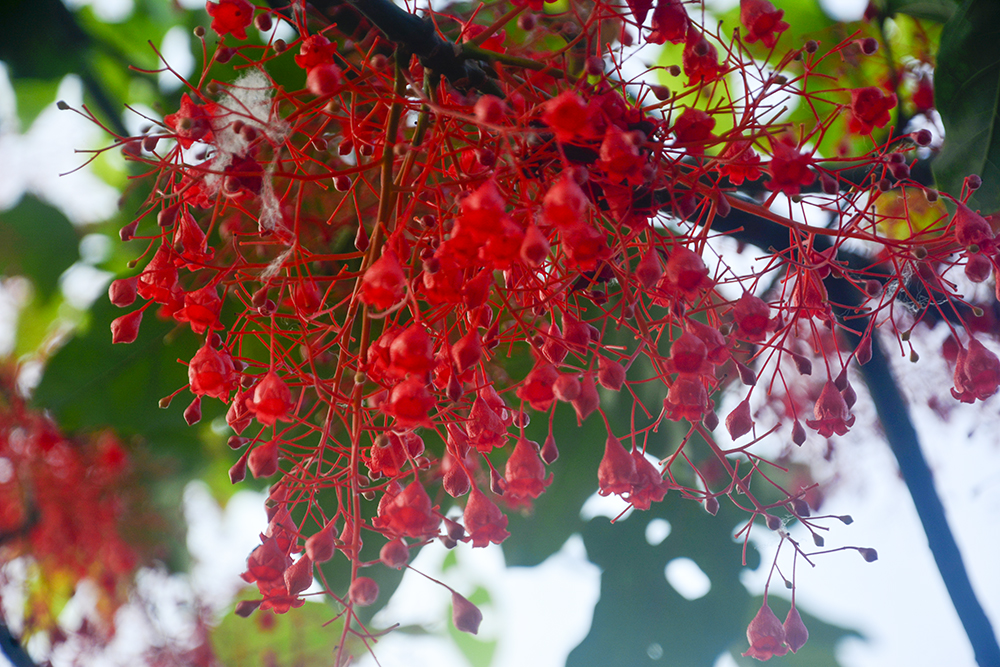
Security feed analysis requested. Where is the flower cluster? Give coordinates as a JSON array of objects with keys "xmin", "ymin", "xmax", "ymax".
[{"xmin": 90, "ymin": 0, "xmax": 997, "ymax": 658}]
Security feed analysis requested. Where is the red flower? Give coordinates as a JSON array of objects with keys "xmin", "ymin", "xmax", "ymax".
[
  {"xmin": 517, "ymin": 363, "xmax": 559, "ymax": 411},
  {"xmin": 719, "ymin": 140, "xmax": 763, "ymax": 185},
  {"xmin": 683, "ymin": 29, "xmax": 723, "ymax": 86},
  {"xmin": 742, "ymin": 603, "xmax": 789, "ymax": 660},
  {"xmin": 504, "ymin": 437, "xmax": 552, "ymax": 502},
  {"xmin": 672, "ymin": 107, "xmax": 716, "ymax": 153},
  {"xmin": 849, "ymin": 87, "xmax": 897, "ymax": 135},
  {"xmin": 389, "ymin": 324, "xmax": 434, "ymax": 377},
  {"xmin": 250, "ymin": 371, "xmax": 293, "ymax": 426},
  {"xmin": 206, "ymin": 0, "xmax": 254, "ymax": 40},
  {"xmin": 647, "ymin": 0, "xmax": 689, "ymax": 45},
  {"xmin": 666, "ymin": 331, "xmax": 710, "ymax": 375},
  {"xmin": 383, "ymin": 376, "xmax": 435, "ymax": 427},
  {"xmin": 666, "ymin": 246, "xmax": 713, "ymax": 298},
  {"xmin": 137, "ymin": 245, "xmax": 180, "ymax": 306},
  {"xmin": 163, "ymin": 94, "xmax": 214, "ymax": 149},
  {"xmin": 543, "ymin": 91, "xmax": 593, "ymax": 143},
  {"xmin": 188, "ymin": 343, "xmax": 237, "ymax": 400},
  {"xmin": 662, "ymin": 375, "xmax": 711, "ymax": 423},
  {"xmin": 598, "ymin": 435, "xmax": 639, "ymax": 497},
  {"xmin": 374, "ymin": 480, "xmax": 441, "ymax": 539},
  {"xmin": 463, "ymin": 485, "xmax": 510, "ymax": 547},
  {"xmin": 361, "ymin": 250, "xmax": 406, "ymax": 310},
  {"xmin": 542, "ymin": 173, "xmax": 588, "ymax": 228},
  {"xmin": 765, "ymin": 138, "xmax": 816, "ymax": 196},
  {"xmin": 599, "ymin": 124, "xmax": 644, "ymax": 184},
  {"xmin": 783, "ymin": 605, "xmax": 809, "ymax": 653},
  {"xmin": 952, "ymin": 338, "xmax": 1000, "ymax": 403},
  {"xmin": 295, "ymin": 34, "xmax": 338, "ymax": 71},
  {"xmin": 467, "ymin": 392, "xmax": 509, "ymax": 452},
  {"xmin": 953, "ymin": 203, "xmax": 997, "ymax": 251},
  {"xmin": 733, "ymin": 292, "xmax": 772, "ymax": 342},
  {"xmin": 740, "ymin": 0, "xmax": 789, "ymax": 49},
  {"xmin": 111, "ymin": 310, "xmax": 143, "ymax": 344},
  {"xmin": 174, "ymin": 284, "xmax": 223, "ymax": 334},
  {"xmin": 627, "ymin": 449, "xmax": 671, "ymax": 509},
  {"xmin": 805, "ymin": 381, "xmax": 855, "ymax": 437}
]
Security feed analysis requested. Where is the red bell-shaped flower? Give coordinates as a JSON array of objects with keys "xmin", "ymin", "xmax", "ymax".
[
  {"xmin": 374, "ymin": 480, "xmax": 441, "ymax": 539},
  {"xmin": 952, "ymin": 337, "xmax": 1000, "ymax": 403},
  {"xmin": 740, "ymin": 0, "xmax": 789, "ymax": 49},
  {"xmin": 504, "ymin": 437, "xmax": 552, "ymax": 502},
  {"xmin": 805, "ymin": 381, "xmax": 855, "ymax": 437},
  {"xmin": 361, "ymin": 250, "xmax": 406, "ymax": 310},
  {"xmin": 742, "ymin": 603, "xmax": 789, "ymax": 660},
  {"xmin": 250, "ymin": 371, "xmax": 293, "ymax": 426},
  {"xmin": 463, "ymin": 485, "xmax": 510, "ymax": 547},
  {"xmin": 662, "ymin": 374, "xmax": 711, "ymax": 423},
  {"xmin": 598, "ymin": 435, "xmax": 639, "ymax": 497},
  {"xmin": 188, "ymin": 343, "xmax": 237, "ymax": 400}
]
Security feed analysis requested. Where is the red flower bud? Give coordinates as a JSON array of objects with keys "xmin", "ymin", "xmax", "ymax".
[
  {"xmin": 111, "ymin": 309, "xmax": 143, "ymax": 344},
  {"xmin": 349, "ymin": 576, "xmax": 379, "ymax": 607},
  {"xmin": 452, "ymin": 591, "xmax": 483, "ymax": 635}
]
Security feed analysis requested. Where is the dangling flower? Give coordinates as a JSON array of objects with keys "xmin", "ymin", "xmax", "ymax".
[
  {"xmin": 206, "ymin": 0, "xmax": 254, "ymax": 40},
  {"xmin": 516, "ymin": 362, "xmax": 559, "ymax": 411},
  {"xmin": 953, "ymin": 203, "xmax": 997, "ymax": 252},
  {"xmin": 373, "ymin": 480, "xmax": 441, "ymax": 539},
  {"xmin": 666, "ymin": 246, "xmax": 713, "ymax": 298},
  {"xmin": 732, "ymin": 292, "xmax": 772, "ymax": 342},
  {"xmin": 250, "ymin": 371, "xmax": 293, "ymax": 426},
  {"xmin": 627, "ymin": 449, "xmax": 671, "ymax": 509},
  {"xmin": 662, "ymin": 375, "xmax": 711, "ymax": 423},
  {"xmin": 164, "ymin": 94, "xmax": 214, "ymax": 149},
  {"xmin": 463, "ymin": 485, "xmax": 510, "ymax": 547},
  {"xmin": 361, "ymin": 250, "xmax": 406, "ymax": 311},
  {"xmin": 682, "ymin": 28, "xmax": 723, "ymax": 86},
  {"xmin": 504, "ymin": 437, "xmax": 552, "ymax": 502},
  {"xmin": 666, "ymin": 332, "xmax": 710, "ymax": 375},
  {"xmin": 542, "ymin": 91, "xmax": 593, "ymax": 143},
  {"xmin": 765, "ymin": 137, "xmax": 816, "ymax": 196},
  {"xmin": 849, "ymin": 87, "xmax": 897, "ymax": 135},
  {"xmin": 805, "ymin": 381, "xmax": 856, "ymax": 436},
  {"xmin": 743, "ymin": 603, "xmax": 789, "ymax": 660},
  {"xmin": 647, "ymin": 0, "xmax": 690, "ymax": 45},
  {"xmin": 383, "ymin": 376, "xmax": 435, "ymax": 427},
  {"xmin": 467, "ymin": 392, "xmax": 509, "ymax": 452},
  {"xmin": 719, "ymin": 140, "xmax": 763, "ymax": 185},
  {"xmin": 542, "ymin": 173, "xmax": 588, "ymax": 228},
  {"xmin": 598, "ymin": 435, "xmax": 639, "ymax": 497},
  {"xmin": 672, "ymin": 107, "xmax": 716, "ymax": 154},
  {"xmin": 174, "ymin": 284, "xmax": 223, "ymax": 334},
  {"xmin": 188, "ymin": 343, "xmax": 237, "ymax": 400},
  {"xmin": 783, "ymin": 605, "xmax": 809, "ymax": 653},
  {"xmin": 952, "ymin": 337, "xmax": 1000, "ymax": 403},
  {"xmin": 740, "ymin": 0, "xmax": 789, "ymax": 49}
]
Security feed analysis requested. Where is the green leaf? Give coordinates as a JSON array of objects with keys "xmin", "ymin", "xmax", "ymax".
[
  {"xmin": 0, "ymin": 196, "xmax": 79, "ymax": 302},
  {"xmin": 885, "ymin": 0, "xmax": 957, "ymax": 22},
  {"xmin": 211, "ymin": 598, "xmax": 349, "ymax": 667},
  {"xmin": 568, "ymin": 496, "xmax": 758, "ymax": 667},
  {"xmin": 932, "ymin": 0, "xmax": 1000, "ymax": 214},
  {"xmin": 32, "ymin": 295, "xmax": 222, "ymax": 469},
  {"xmin": 11, "ymin": 79, "xmax": 62, "ymax": 127}
]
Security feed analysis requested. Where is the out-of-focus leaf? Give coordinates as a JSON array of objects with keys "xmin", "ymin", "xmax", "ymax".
[
  {"xmin": 11, "ymin": 79, "xmax": 62, "ymax": 127},
  {"xmin": 32, "ymin": 295, "xmax": 222, "ymax": 469},
  {"xmin": 212, "ymin": 597, "xmax": 349, "ymax": 667},
  {"xmin": 884, "ymin": 0, "xmax": 957, "ymax": 22},
  {"xmin": 0, "ymin": 196, "xmax": 79, "ymax": 301},
  {"xmin": 567, "ymin": 492, "xmax": 760, "ymax": 667},
  {"xmin": 0, "ymin": 0, "xmax": 89, "ymax": 80},
  {"xmin": 933, "ymin": 0, "xmax": 1000, "ymax": 214}
]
